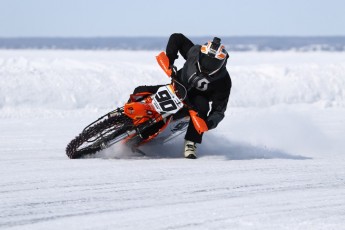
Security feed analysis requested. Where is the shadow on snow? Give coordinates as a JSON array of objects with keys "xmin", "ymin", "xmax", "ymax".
[{"xmin": 92, "ymin": 133, "xmax": 311, "ymax": 161}]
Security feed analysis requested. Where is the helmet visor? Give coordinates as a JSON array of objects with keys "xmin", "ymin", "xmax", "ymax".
[{"xmin": 199, "ymin": 53, "xmax": 224, "ymax": 74}]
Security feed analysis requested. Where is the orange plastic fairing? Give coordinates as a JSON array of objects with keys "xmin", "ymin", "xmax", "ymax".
[
  {"xmin": 156, "ymin": 52, "xmax": 172, "ymax": 77},
  {"xmin": 124, "ymin": 97, "xmax": 162, "ymax": 125},
  {"xmin": 189, "ymin": 110, "xmax": 209, "ymax": 134}
]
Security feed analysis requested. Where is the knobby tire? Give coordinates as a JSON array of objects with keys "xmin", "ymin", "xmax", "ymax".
[{"xmin": 66, "ymin": 114, "xmax": 132, "ymax": 159}]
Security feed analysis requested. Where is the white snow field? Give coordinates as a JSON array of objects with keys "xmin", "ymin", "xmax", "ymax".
[{"xmin": 1, "ymin": 50, "xmax": 345, "ymax": 229}]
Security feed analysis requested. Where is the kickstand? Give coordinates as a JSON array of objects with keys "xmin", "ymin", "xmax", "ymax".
[{"xmin": 131, "ymin": 146, "xmax": 146, "ymax": 156}]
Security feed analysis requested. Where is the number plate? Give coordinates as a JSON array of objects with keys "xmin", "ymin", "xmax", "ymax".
[{"xmin": 152, "ymin": 86, "xmax": 183, "ymax": 115}]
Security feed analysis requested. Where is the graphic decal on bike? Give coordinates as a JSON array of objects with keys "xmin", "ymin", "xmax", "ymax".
[
  {"xmin": 155, "ymin": 90, "xmax": 177, "ymax": 112},
  {"xmin": 171, "ymin": 120, "xmax": 189, "ymax": 132},
  {"xmin": 153, "ymin": 86, "xmax": 183, "ymax": 114}
]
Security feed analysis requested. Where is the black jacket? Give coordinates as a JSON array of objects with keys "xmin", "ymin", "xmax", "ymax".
[{"xmin": 166, "ymin": 33, "xmax": 232, "ymax": 129}]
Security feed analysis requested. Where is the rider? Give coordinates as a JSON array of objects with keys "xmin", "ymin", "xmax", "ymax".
[{"xmin": 133, "ymin": 33, "xmax": 232, "ymax": 159}]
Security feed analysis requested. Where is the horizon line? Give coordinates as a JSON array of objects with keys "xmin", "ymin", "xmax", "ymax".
[{"xmin": 1, "ymin": 35, "xmax": 345, "ymax": 39}]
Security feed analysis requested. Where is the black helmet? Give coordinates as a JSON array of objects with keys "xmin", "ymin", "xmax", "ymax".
[{"xmin": 198, "ymin": 37, "xmax": 228, "ymax": 75}]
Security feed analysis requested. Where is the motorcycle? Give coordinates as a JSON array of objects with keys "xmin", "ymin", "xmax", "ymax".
[{"xmin": 66, "ymin": 52, "xmax": 208, "ymax": 159}]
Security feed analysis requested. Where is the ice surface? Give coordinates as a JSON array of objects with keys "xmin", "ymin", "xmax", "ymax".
[{"xmin": 1, "ymin": 50, "xmax": 345, "ymax": 229}]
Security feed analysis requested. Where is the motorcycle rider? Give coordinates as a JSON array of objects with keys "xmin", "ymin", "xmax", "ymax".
[{"xmin": 133, "ymin": 33, "xmax": 231, "ymax": 159}]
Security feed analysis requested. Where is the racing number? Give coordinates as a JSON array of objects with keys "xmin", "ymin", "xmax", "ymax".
[
  {"xmin": 155, "ymin": 90, "xmax": 177, "ymax": 112},
  {"xmin": 155, "ymin": 90, "xmax": 171, "ymax": 102}
]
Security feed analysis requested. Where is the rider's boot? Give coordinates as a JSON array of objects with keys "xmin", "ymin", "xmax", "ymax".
[{"xmin": 184, "ymin": 140, "xmax": 197, "ymax": 159}]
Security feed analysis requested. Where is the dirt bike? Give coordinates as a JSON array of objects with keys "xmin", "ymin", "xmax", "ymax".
[{"xmin": 66, "ymin": 52, "xmax": 208, "ymax": 159}]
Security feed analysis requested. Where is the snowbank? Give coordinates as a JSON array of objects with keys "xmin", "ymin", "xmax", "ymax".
[{"xmin": 1, "ymin": 50, "xmax": 345, "ymax": 118}]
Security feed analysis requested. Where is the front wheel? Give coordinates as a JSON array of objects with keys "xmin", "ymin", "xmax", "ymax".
[{"xmin": 66, "ymin": 112, "xmax": 133, "ymax": 159}]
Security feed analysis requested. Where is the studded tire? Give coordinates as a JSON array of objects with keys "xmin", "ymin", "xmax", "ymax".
[{"xmin": 66, "ymin": 114, "xmax": 132, "ymax": 159}]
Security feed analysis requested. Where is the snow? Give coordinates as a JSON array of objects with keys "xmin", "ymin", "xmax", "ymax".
[{"xmin": 1, "ymin": 50, "xmax": 345, "ymax": 229}]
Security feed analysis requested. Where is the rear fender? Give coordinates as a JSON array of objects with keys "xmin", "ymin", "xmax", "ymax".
[{"xmin": 129, "ymin": 92, "xmax": 152, "ymax": 102}]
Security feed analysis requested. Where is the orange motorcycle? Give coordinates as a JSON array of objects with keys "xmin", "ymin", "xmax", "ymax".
[{"xmin": 66, "ymin": 52, "xmax": 208, "ymax": 159}]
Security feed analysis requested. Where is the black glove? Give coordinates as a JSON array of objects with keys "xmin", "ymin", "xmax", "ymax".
[
  {"xmin": 206, "ymin": 119, "xmax": 216, "ymax": 130},
  {"xmin": 188, "ymin": 73, "xmax": 209, "ymax": 90},
  {"xmin": 206, "ymin": 112, "xmax": 224, "ymax": 130},
  {"xmin": 167, "ymin": 54, "xmax": 178, "ymax": 66}
]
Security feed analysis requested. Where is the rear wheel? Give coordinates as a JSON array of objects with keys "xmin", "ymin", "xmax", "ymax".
[{"xmin": 66, "ymin": 112, "xmax": 133, "ymax": 159}]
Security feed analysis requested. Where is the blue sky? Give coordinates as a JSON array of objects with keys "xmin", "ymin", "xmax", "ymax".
[{"xmin": 0, "ymin": 0, "xmax": 344, "ymax": 37}]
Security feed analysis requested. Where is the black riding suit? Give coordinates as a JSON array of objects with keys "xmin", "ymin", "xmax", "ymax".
[
  {"xmin": 166, "ymin": 33, "xmax": 231, "ymax": 143},
  {"xmin": 133, "ymin": 33, "xmax": 231, "ymax": 144}
]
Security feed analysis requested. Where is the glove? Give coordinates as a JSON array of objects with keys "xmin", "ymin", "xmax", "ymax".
[
  {"xmin": 206, "ymin": 112, "xmax": 224, "ymax": 130},
  {"xmin": 206, "ymin": 119, "xmax": 215, "ymax": 130},
  {"xmin": 188, "ymin": 73, "xmax": 209, "ymax": 90}
]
